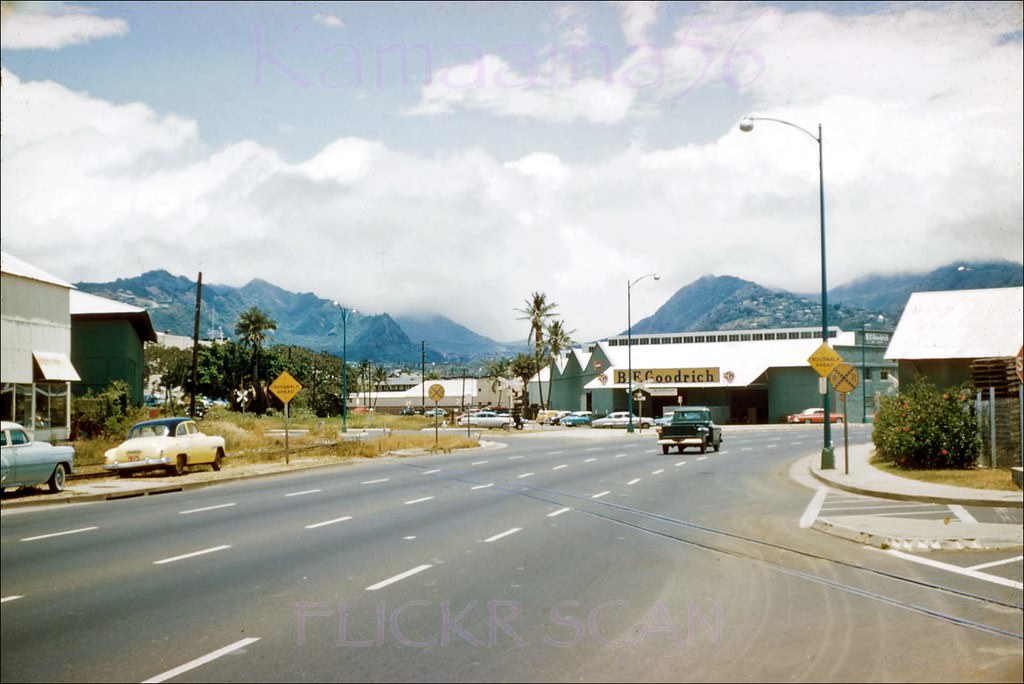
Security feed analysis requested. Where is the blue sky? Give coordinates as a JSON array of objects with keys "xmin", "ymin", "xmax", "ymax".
[{"xmin": 2, "ymin": 1, "xmax": 1022, "ymax": 342}]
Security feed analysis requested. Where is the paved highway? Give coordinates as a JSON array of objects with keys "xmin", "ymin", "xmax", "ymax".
[{"xmin": 2, "ymin": 425, "xmax": 1021, "ymax": 682}]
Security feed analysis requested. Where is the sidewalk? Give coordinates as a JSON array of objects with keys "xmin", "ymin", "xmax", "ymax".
[{"xmin": 803, "ymin": 443, "xmax": 1023, "ymax": 551}]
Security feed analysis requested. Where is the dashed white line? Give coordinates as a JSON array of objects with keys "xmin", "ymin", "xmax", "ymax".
[
  {"xmin": 154, "ymin": 545, "xmax": 231, "ymax": 565},
  {"xmin": 423, "ymin": 469, "xmax": 440, "ymax": 475},
  {"xmin": 584, "ymin": 447, "xmax": 601, "ymax": 452},
  {"xmin": 627, "ymin": 478, "xmax": 641, "ymax": 485},
  {"xmin": 285, "ymin": 489, "xmax": 322, "ymax": 497},
  {"xmin": 591, "ymin": 491, "xmax": 610, "ymax": 499},
  {"xmin": 361, "ymin": 478, "xmax": 389, "ymax": 485},
  {"xmin": 366, "ymin": 564, "xmax": 433, "ymax": 591},
  {"xmin": 180, "ymin": 503, "xmax": 236, "ymax": 515},
  {"xmin": 547, "ymin": 450, "xmax": 565, "ymax": 455},
  {"xmin": 471, "ymin": 483, "xmax": 493, "ymax": 490},
  {"xmin": 674, "ymin": 461, "xmax": 687, "ymax": 466},
  {"xmin": 471, "ymin": 460, "xmax": 489, "ymax": 466},
  {"xmin": 483, "ymin": 527, "xmax": 522, "ymax": 543},
  {"xmin": 21, "ymin": 526, "xmax": 98, "ymax": 542},
  {"xmin": 741, "ymin": 447, "xmax": 753, "ymax": 452},
  {"xmin": 547, "ymin": 507, "xmax": 571, "ymax": 517},
  {"xmin": 404, "ymin": 496, "xmax": 434, "ymax": 505},
  {"xmin": 614, "ymin": 453, "xmax": 627, "ymax": 458},
  {"xmin": 142, "ymin": 637, "xmax": 261, "ymax": 684},
  {"xmin": 651, "ymin": 469, "xmax": 664, "ymax": 475},
  {"xmin": 696, "ymin": 456, "xmax": 708, "ymax": 461},
  {"xmin": 508, "ymin": 455, "xmax": 523, "ymax": 460},
  {"xmin": 517, "ymin": 472, "xmax": 534, "ymax": 479},
  {"xmin": 552, "ymin": 464, "xmax": 568, "ymax": 470},
  {"xmin": 1, "ymin": 596, "xmax": 24, "ymax": 604},
  {"xmin": 305, "ymin": 516, "xmax": 353, "ymax": 529},
  {"xmin": 584, "ymin": 458, "xmax": 596, "ymax": 463}
]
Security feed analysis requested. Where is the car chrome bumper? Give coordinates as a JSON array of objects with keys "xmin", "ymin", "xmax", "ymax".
[{"xmin": 105, "ymin": 457, "xmax": 172, "ymax": 470}]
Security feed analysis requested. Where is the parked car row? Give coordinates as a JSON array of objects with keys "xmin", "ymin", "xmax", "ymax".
[{"xmin": 785, "ymin": 408, "xmax": 844, "ymax": 424}]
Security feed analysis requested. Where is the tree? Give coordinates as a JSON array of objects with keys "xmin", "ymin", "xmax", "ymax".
[
  {"xmin": 515, "ymin": 292, "xmax": 558, "ymax": 410},
  {"xmin": 545, "ymin": 319, "xmax": 575, "ymax": 409},
  {"xmin": 234, "ymin": 307, "xmax": 277, "ymax": 387},
  {"xmin": 485, "ymin": 357, "xmax": 512, "ymax": 409},
  {"xmin": 509, "ymin": 353, "xmax": 539, "ymax": 416}
]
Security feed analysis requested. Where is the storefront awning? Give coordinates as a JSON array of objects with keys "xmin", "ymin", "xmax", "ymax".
[{"xmin": 32, "ymin": 351, "xmax": 80, "ymax": 382}]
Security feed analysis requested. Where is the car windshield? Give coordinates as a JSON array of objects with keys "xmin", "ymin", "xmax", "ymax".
[
  {"xmin": 679, "ymin": 411, "xmax": 708, "ymax": 421},
  {"xmin": 129, "ymin": 424, "xmax": 170, "ymax": 439}
]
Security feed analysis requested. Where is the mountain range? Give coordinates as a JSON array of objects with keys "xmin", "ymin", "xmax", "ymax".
[{"xmin": 75, "ymin": 260, "xmax": 1022, "ymax": 366}]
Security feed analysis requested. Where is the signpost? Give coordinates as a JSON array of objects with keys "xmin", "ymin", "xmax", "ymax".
[
  {"xmin": 428, "ymin": 383, "xmax": 445, "ymax": 448},
  {"xmin": 829, "ymin": 363, "xmax": 859, "ymax": 475},
  {"xmin": 270, "ymin": 371, "xmax": 303, "ymax": 464},
  {"xmin": 809, "ymin": 343, "xmax": 843, "ymax": 469}
]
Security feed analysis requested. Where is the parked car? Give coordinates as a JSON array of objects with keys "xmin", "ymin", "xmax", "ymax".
[
  {"xmin": 457, "ymin": 410, "xmax": 513, "ymax": 428},
  {"xmin": 423, "ymin": 408, "xmax": 447, "ymax": 418},
  {"xmin": 104, "ymin": 417, "xmax": 226, "ymax": 477},
  {"xmin": 591, "ymin": 412, "xmax": 653, "ymax": 429},
  {"xmin": 560, "ymin": 411, "xmax": 592, "ymax": 427},
  {"xmin": 1, "ymin": 421, "xmax": 76, "ymax": 493},
  {"xmin": 785, "ymin": 408, "xmax": 844, "ymax": 424}
]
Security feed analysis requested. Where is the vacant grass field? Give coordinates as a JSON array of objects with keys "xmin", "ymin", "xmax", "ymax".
[{"xmin": 870, "ymin": 453, "xmax": 1020, "ymax": 491}]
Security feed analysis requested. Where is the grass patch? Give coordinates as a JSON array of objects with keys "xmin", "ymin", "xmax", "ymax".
[{"xmin": 870, "ymin": 452, "xmax": 1019, "ymax": 491}]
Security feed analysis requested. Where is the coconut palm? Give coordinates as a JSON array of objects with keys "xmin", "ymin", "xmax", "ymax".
[
  {"xmin": 515, "ymin": 292, "xmax": 558, "ymax": 409},
  {"xmin": 545, "ymin": 319, "xmax": 575, "ymax": 409},
  {"xmin": 484, "ymin": 357, "xmax": 512, "ymax": 409},
  {"xmin": 234, "ymin": 307, "xmax": 277, "ymax": 389}
]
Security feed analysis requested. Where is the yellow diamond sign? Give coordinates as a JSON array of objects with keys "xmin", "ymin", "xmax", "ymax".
[
  {"xmin": 270, "ymin": 370, "xmax": 302, "ymax": 404},
  {"xmin": 808, "ymin": 343, "xmax": 843, "ymax": 378}
]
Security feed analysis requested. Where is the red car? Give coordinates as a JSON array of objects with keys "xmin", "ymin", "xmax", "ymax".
[{"xmin": 786, "ymin": 408, "xmax": 843, "ymax": 424}]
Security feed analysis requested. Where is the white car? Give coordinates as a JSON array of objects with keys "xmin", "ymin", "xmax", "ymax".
[
  {"xmin": 1, "ymin": 421, "xmax": 76, "ymax": 493},
  {"xmin": 458, "ymin": 410, "xmax": 513, "ymax": 428},
  {"xmin": 105, "ymin": 417, "xmax": 226, "ymax": 477},
  {"xmin": 591, "ymin": 412, "xmax": 653, "ymax": 429}
]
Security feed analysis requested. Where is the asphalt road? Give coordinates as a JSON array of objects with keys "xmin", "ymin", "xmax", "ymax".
[{"xmin": 2, "ymin": 425, "xmax": 1021, "ymax": 682}]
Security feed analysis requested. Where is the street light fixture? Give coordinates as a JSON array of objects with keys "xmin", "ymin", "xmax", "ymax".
[
  {"xmin": 627, "ymin": 273, "xmax": 660, "ymax": 434},
  {"xmin": 739, "ymin": 115, "xmax": 834, "ymax": 469},
  {"xmin": 333, "ymin": 301, "xmax": 356, "ymax": 433}
]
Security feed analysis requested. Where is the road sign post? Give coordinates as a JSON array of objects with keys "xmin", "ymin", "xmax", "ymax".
[
  {"xmin": 270, "ymin": 371, "xmax": 303, "ymax": 464},
  {"xmin": 428, "ymin": 383, "xmax": 445, "ymax": 449},
  {"xmin": 829, "ymin": 363, "xmax": 859, "ymax": 475},
  {"xmin": 809, "ymin": 343, "xmax": 844, "ymax": 469}
]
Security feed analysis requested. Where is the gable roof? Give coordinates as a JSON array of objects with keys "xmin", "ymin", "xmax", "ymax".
[
  {"xmin": 70, "ymin": 290, "xmax": 158, "ymax": 343},
  {"xmin": 1, "ymin": 251, "xmax": 74, "ymax": 289},
  {"xmin": 885, "ymin": 287, "xmax": 1023, "ymax": 360}
]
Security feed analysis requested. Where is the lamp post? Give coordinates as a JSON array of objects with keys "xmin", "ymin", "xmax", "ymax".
[
  {"xmin": 627, "ymin": 273, "xmax": 659, "ymax": 433},
  {"xmin": 739, "ymin": 115, "xmax": 834, "ymax": 469},
  {"xmin": 333, "ymin": 302, "xmax": 355, "ymax": 433}
]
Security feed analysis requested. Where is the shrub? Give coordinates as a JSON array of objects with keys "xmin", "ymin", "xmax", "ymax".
[
  {"xmin": 872, "ymin": 379, "xmax": 980, "ymax": 469},
  {"xmin": 72, "ymin": 381, "xmax": 145, "ymax": 439}
]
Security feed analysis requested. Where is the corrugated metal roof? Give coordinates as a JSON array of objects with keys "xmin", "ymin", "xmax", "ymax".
[
  {"xmin": 1, "ymin": 252, "xmax": 74, "ymax": 289},
  {"xmin": 885, "ymin": 287, "xmax": 1023, "ymax": 360},
  {"xmin": 69, "ymin": 289, "xmax": 145, "ymax": 315}
]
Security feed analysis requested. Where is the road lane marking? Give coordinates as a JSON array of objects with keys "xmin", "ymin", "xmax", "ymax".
[
  {"xmin": 508, "ymin": 455, "xmax": 523, "ymax": 460},
  {"xmin": 584, "ymin": 458, "xmax": 596, "ymax": 463},
  {"xmin": 404, "ymin": 496, "xmax": 434, "ymax": 505},
  {"xmin": 471, "ymin": 483, "xmax": 493, "ymax": 490},
  {"xmin": 800, "ymin": 489, "xmax": 828, "ymax": 529},
  {"xmin": 552, "ymin": 464, "xmax": 567, "ymax": 470},
  {"xmin": 423, "ymin": 469, "xmax": 441, "ymax": 474},
  {"xmin": 517, "ymin": 472, "xmax": 534, "ymax": 478},
  {"xmin": 142, "ymin": 637, "xmax": 261, "ymax": 684},
  {"xmin": 948, "ymin": 504, "xmax": 978, "ymax": 524},
  {"xmin": 483, "ymin": 527, "xmax": 522, "ymax": 543},
  {"xmin": 366, "ymin": 564, "xmax": 433, "ymax": 591},
  {"xmin": 547, "ymin": 508, "xmax": 571, "ymax": 517},
  {"xmin": 627, "ymin": 478, "xmax": 641, "ymax": 485},
  {"xmin": 885, "ymin": 550, "xmax": 1024, "ymax": 590},
  {"xmin": 696, "ymin": 456, "xmax": 708, "ymax": 461},
  {"xmin": 591, "ymin": 491, "xmax": 610, "ymax": 499},
  {"xmin": 179, "ymin": 503, "xmax": 236, "ymax": 515},
  {"xmin": 21, "ymin": 526, "xmax": 98, "ymax": 542},
  {"xmin": 361, "ymin": 478, "xmax": 389, "ymax": 485},
  {"xmin": 471, "ymin": 460, "xmax": 489, "ymax": 465},
  {"xmin": 741, "ymin": 447, "xmax": 753, "ymax": 451},
  {"xmin": 968, "ymin": 555, "xmax": 1023, "ymax": 571},
  {"xmin": 153, "ymin": 545, "xmax": 231, "ymax": 565},
  {"xmin": 285, "ymin": 489, "xmax": 322, "ymax": 497},
  {"xmin": 614, "ymin": 453, "xmax": 627, "ymax": 458},
  {"xmin": 584, "ymin": 447, "xmax": 601, "ymax": 452},
  {"xmin": 305, "ymin": 516, "xmax": 353, "ymax": 530},
  {"xmin": 1, "ymin": 596, "xmax": 23, "ymax": 604},
  {"xmin": 651, "ymin": 469, "xmax": 664, "ymax": 475},
  {"xmin": 675, "ymin": 461, "xmax": 687, "ymax": 466},
  {"xmin": 547, "ymin": 450, "xmax": 564, "ymax": 455}
]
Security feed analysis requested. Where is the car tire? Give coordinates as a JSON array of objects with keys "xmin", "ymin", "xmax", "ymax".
[
  {"xmin": 700, "ymin": 438, "xmax": 707, "ymax": 454},
  {"xmin": 117, "ymin": 470, "xmax": 132, "ymax": 479},
  {"xmin": 47, "ymin": 463, "xmax": 67, "ymax": 493},
  {"xmin": 713, "ymin": 440, "xmax": 721, "ymax": 453},
  {"xmin": 167, "ymin": 455, "xmax": 185, "ymax": 477},
  {"xmin": 662, "ymin": 444, "xmax": 669, "ymax": 454},
  {"xmin": 212, "ymin": 448, "xmax": 224, "ymax": 471}
]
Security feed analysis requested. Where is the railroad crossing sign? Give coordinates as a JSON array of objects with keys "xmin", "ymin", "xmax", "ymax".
[
  {"xmin": 269, "ymin": 370, "xmax": 302, "ymax": 404},
  {"xmin": 428, "ymin": 383, "xmax": 446, "ymax": 402},
  {"xmin": 829, "ymin": 363, "xmax": 860, "ymax": 394},
  {"xmin": 808, "ymin": 343, "xmax": 844, "ymax": 378}
]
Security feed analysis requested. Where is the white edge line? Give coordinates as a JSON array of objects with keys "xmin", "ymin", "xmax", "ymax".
[
  {"xmin": 179, "ymin": 503, "xmax": 236, "ymax": 515},
  {"xmin": 483, "ymin": 527, "xmax": 522, "ymax": 543},
  {"xmin": 366, "ymin": 564, "xmax": 433, "ymax": 591},
  {"xmin": 141, "ymin": 637, "xmax": 261, "ymax": 684},
  {"xmin": 285, "ymin": 489, "xmax": 322, "ymax": 497},
  {"xmin": 305, "ymin": 516, "xmax": 353, "ymax": 530},
  {"xmin": 968, "ymin": 555, "xmax": 1024, "ymax": 572},
  {"xmin": 21, "ymin": 526, "xmax": 98, "ymax": 542},
  {"xmin": 800, "ymin": 488, "xmax": 829, "ymax": 529},
  {"xmin": 1, "ymin": 595, "xmax": 24, "ymax": 604},
  {"xmin": 886, "ymin": 549, "xmax": 1024, "ymax": 590},
  {"xmin": 154, "ymin": 545, "xmax": 231, "ymax": 565},
  {"xmin": 547, "ymin": 507, "xmax": 571, "ymax": 517}
]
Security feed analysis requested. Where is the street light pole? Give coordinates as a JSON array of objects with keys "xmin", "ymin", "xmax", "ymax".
[
  {"xmin": 627, "ymin": 273, "xmax": 659, "ymax": 434},
  {"xmin": 333, "ymin": 302, "xmax": 354, "ymax": 433},
  {"xmin": 740, "ymin": 116, "xmax": 834, "ymax": 469}
]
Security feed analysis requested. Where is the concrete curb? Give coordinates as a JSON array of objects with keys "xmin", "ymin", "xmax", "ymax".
[
  {"xmin": 808, "ymin": 467, "xmax": 1024, "ymax": 509},
  {"xmin": 810, "ymin": 518, "xmax": 1022, "ymax": 552}
]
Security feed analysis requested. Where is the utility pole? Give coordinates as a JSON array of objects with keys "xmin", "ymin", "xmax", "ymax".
[
  {"xmin": 421, "ymin": 341, "xmax": 426, "ymax": 413},
  {"xmin": 189, "ymin": 272, "xmax": 203, "ymax": 419}
]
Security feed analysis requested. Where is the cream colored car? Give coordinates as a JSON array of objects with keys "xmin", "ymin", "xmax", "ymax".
[{"xmin": 104, "ymin": 417, "xmax": 226, "ymax": 477}]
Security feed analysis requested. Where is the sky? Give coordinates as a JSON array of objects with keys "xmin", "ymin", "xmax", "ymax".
[{"xmin": 1, "ymin": 1, "xmax": 1021, "ymax": 344}]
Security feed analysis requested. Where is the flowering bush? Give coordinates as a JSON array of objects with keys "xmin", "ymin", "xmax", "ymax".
[{"xmin": 872, "ymin": 379, "xmax": 979, "ymax": 469}]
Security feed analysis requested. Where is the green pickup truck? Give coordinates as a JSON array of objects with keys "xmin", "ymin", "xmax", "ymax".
[{"xmin": 655, "ymin": 406, "xmax": 723, "ymax": 454}]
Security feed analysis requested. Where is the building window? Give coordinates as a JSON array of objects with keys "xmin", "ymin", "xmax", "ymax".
[
  {"xmin": 693, "ymin": 336, "xmax": 705, "ymax": 343},
  {"xmin": 880, "ymin": 369, "xmax": 889, "ymax": 380},
  {"xmin": 672, "ymin": 337, "xmax": 682, "ymax": 343},
  {"xmin": 788, "ymin": 332, "xmax": 801, "ymax": 339}
]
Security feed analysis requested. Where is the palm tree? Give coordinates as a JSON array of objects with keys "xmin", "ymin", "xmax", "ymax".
[
  {"xmin": 485, "ymin": 358, "xmax": 512, "ymax": 409},
  {"xmin": 515, "ymin": 292, "xmax": 557, "ymax": 410},
  {"xmin": 234, "ymin": 307, "xmax": 277, "ymax": 389},
  {"xmin": 545, "ymin": 319, "xmax": 575, "ymax": 409}
]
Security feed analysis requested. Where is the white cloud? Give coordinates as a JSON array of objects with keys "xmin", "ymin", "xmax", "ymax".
[
  {"xmin": 617, "ymin": 0, "xmax": 658, "ymax": 46},
  {"xmin": 0, "ymin": 4, "xmax": 127, "ymax": 50},
  {"xmin": 313, "ymin": 12, "xmax": 345, "ymax": 29}
]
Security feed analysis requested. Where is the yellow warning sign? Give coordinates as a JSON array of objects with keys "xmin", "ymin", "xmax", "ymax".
[
  {"xmin": 829, "ymin": 363, "xmax": 860, "ymax": 393},
  {"xmin": 270, "ymin": 370, "xmax": 302, "ymax": 404},
  {"xmin": 808, "ymin": 343, "xmax": 843, "ymax": 378},
  {"xmin": 428, "ymin": 383, "xmax": 446, "ymax": 402}
]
